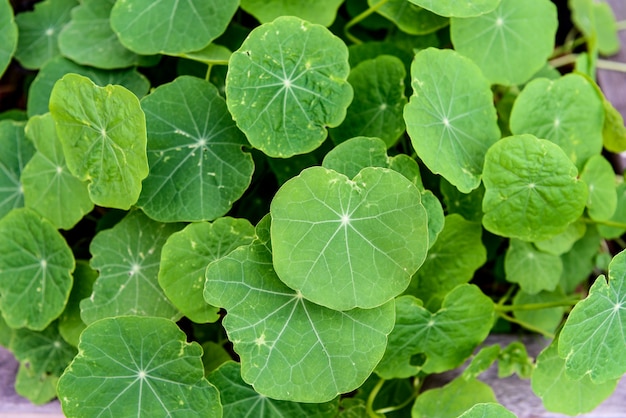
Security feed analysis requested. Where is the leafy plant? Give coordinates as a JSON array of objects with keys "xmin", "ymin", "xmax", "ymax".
[{"xmin": 0, "ymin": 0, "xmax": 625, "ymax": 416}]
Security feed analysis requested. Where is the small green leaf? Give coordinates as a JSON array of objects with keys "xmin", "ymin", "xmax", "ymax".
[
  {"xmin": 598, "ymin": 182, "xmax": 626, "ymax": 238},
  {"xmin": 57, "ymin": 316, "xmax": 222, "ymax": 417},
  {"xmin": 570, "ymin": 0, "xmax": 621, "ymax": 56},
  {"xmin": 81, "ymin": 210, "xmax": 183, "ymax": 324},
  {"xmin": 482, "ymin": 134, "xmax": 587, "ymax": 242},
  {"xmin": 372, "ymin": 0, "xmax": 449, "ymax": 35},
  {"xmin": 498, "ymin": 341, "xmax": 533, "ymax": 378},
  {"xmin": 411, "ymin": 377, "xmax": 497, "ymax": 418},
  {"xmin": 534, "ymin": 220, "xmax": 586, "ymax": 256},
  {"xmin": 0, "ymin": 208, "xmax": 74, "ymax": 330},
  {"xmin": 580, "ymin": 155, "xmax": 617, "ymax": 221},
  {"xmin": 208, "ymin": 361, "xmax": 339, "ymax": 417},
  {"xmin": 0, "ymin": 0, "xmax": 18, "ymax": 77},
  {"xmin": 458, "ymin": 403, "xmax": 516, "ymax": 418},
  {"xmin": 49, "ymin": 73, "xmax": 149, "ymax": 209},
  {"xmin": 408, "ymin": 0, "xmax": 500, "ymax": 17},
  {"xmin": 461, "ymin": 345, "xmax": 500, "ymax": 380},
  {"xmin": 110, "ymin": 0, "xmax": 238, "ymax": 55},
  {"xmin": 240, "ymin": 0, "xmax": 344, "ymax": 26},
  {"xmin": 270, "ymin": 166, "xmax": 428, "ymax": 310},
  {"xmin": 559, "ymin": 224, "xmax": 601, "ymax": 293},
  {"xmin": 14, "ymin": 363, "xmax": 58, "ymax": 405},
  {"xmin": 159, "ymin": 217, "xmax": 255, "ymax": 323},
  {"xmin": 504, "ymin": 239, "xmax": 563, "ymax": 294},
  {"xmin": 451, "ymin": 0, "xmax": 557, "ymax": 85},
  {"xmin": 322, "ymin": 136, "xmax": 389, "ymax": 179},
  {"xmin": 404, "ymin": 47, "xmax": 500, "ymax": 193},
  {"xmin": 513, "ymin": 289, "xmax": 567, "ymax": 335},
  {"xmin": 57, "ymin": 261, "xmax": 97, "ymax": 347},
  {"xmin": 0, "ymin": 120, "xmax": 35, "ymax": 219},
  {"xmin": 226, "ymin": 16, "xmax": 353, "ymax": 158}
]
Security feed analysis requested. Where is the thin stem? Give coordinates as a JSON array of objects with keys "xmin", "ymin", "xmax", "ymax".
[
  {"xmin": 550, "ymin": 37, "xmax": 587, "ymax": 59},
  {"xmin": 495, "ymin": 299, "xmax": 580, "ymax": 313},
  {"xmin": 497, "ymin": 312, "xmax": 555, "ymax": 339},
  {"xmin": 581, "ymin": 216, "xmax": 626, "ymax": 230},
  {"xmin": 375, "ymin": 377, "xmax": 422, "ymax": 415},
  {"xmin": 497, "ymin": 285, "xmax": 516, "ymax": 307},
  {"xmin": 549, "ymin": 53, "xmax": 579, "ymax": 68},
  {"xmin": 205, "ymin": 65, "xmax": 213, "ymax": 81},
  {"xmin": 366, "ymin": 378, "xmax": 385, "ymax": 418},
  {"xmin": 616, "ymin": 19, "xmax": 626, "ymax": 31},
  {"xmin": 344, "ymin": 0, "xmax": 390, "ymax": 44},
  {"xmin": 597, "ymin": 59, "xmax": 626, "ymax": 73}
]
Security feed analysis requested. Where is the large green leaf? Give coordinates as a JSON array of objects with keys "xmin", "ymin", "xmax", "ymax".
[
  {"xmin": 0, "ymin": 208, "xmax": 74, "ymax": 330},
  {"xmin": 0, "ymin": 0, "xmax": 18, "ymax": 77},
  {"xmin": 240, "ymin": 0, "xmax": 344, "ymax": 26},
  {"xmin": 451, "ymin": 0, "xmax": 558, "ymax": 85},
  {"xmin": 408, "ymin": 0, "xmax": 500, "ymax": 17},
  {"xmin": 372, "ymin": 0, "xmax": 448, "ymax": 35},
  {"xmin": 21, "ymin": 113, "xmax": 93, "ymax": 230},
  {"xmin": 49, "ymin": 73, "xmax": 149, "ymax": 209},
  {"xmin": 504, "ymin": 239, "xmax": 563, "ymax": 294},
  {"xmin": 558, "ymin": 249, "xmax": 626, "ymax": 383},
  {"xmin": 225, "ymin": 16, "xmax": 353, "ymax": 158},
  {"xmin": 404, "ymin": 47, "xmax": 500, "ymax": 193},
  {"xmin": 270, "ymin": 166, "xmax": 428, "ymax": 311},
  {"xmin": 0, "ymin": 121, "xmax": 35, "ymax": 219},
  {"xmin": 482, "ymin": 134, "xmax": 587, "ymax": 242},
  {"xmin": 57, "ymin": 316, "xmax": 222, "ymax": 417},
  {"xmin": 81, "ymin": 210, "xmax": 183, "ymax": 324},
  {"xmin": 138, "ymin": 76, "xmax": 254, "ymax": 222},
  {"xmin": 204, "ymin": 217, "xmax": 395, "ymax": 402}
]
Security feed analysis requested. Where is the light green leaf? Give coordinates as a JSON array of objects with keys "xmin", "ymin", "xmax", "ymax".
[
  {"xmin": 110, "ymin": 0, "xmax": 238, "ymax": 55},
  {"xmin": 0, "ymin": 0, "xmax": 18, "ymax": 77},
  {"xmin": 458, "ymin": 403, "xmax": 516, "ymax": 418},
  {"xmin": 57, "ymin": 261, "xmax": 97, "ymax": 347},
  {"xmin": 482, "ymin": 134, "xmax": 588, "ymax": 242},
  {"xmin": 138, "ymin": 76, "xmax": 254, "ymax": 222},
  {"xmin": 57, "ymin": 316, "xmax": 222, "ymax": 418},
  {"xmin": 461, "ymin": 345, "xmax": 500, "ymax": 380},
  {"xmin": 371, "ymin": 0, "xmax": 448, "ymax": 35},
  {"xmin": 322, "ymin": 136, "xmax": 389, "ymax": 179},
  {"xmin": 21, "ymin": 113, "xmax": 93, "ymax": 230},
  {"xmin": 13, "ymin": 0, "xmax": 77, "ymax": 69},
  {"xmin": 240, "ymin": 0, "xmax": 344, "ymax": 26},
  {"xmin": 58, "ymin": 0, "xmax": 158, "ymax": 69},
  {"xmin": 81, "ymin": 210, "xmax": 183, "ymax": 325},
  {"xmin": 602, "ymin": 94, "xmax": 626, "ymax": 153},
  {"xmin": 404, "ymin": 47, "xmax": 500, "ymax": 193},
  {"xmin": 451, "ymin": 0, "xmax": 557, "ymax": 85},
  {"xmin": 176, "ymin": 44, "xmax": 231, "ymax": 66},
  {"xmin": 159, "ymin": 217, "xmax": 255, "ymax": 323},
  {"xmin": 388, "ymin": 154, "xmax": 423, "ymax": 189},
  {"xmin": 570, "ymin": 0, "xmax": 621, "ymax": 56},
  {"xmin": 559, "ymin": 224, "xmax": 601, "ymax": 293},
  {"xmin": 27, "ymin": 56, "xmax": 150, "ymax": 117},
  {"xmin": 598, "ymin": 182, "xmax": 626, "ymax": 238},
  {"xmin": 408, "ymin": 0, "xmax": 500, "ymax": 17},
  {"xmin": 532, "ymin": 341, "xmax": 618, "ymax": 414},
  {"xmin": 204, "ymin": 217, "xmax": 395, "ymax": 402},
  {"xmin": 226, "ymin": 16, "xmax": 353, "ymax": 158},
  {"xmin": 15, "ymin": 363, "xmax": 58, "ymax": 405},
  {"xmin": 208, "ymin": 361, "xmax": 339, "ymax": 417},
  {"xmin": 331, "ymin": 55, "xmax": 407, "ymax": 147},
  {"xmin": 411, "ymin": 377, "xmax": 497, "ymax": 418},
  {"xmin": 504, "ymin": 239, "xmax": 563, "ymax": 294},
  {"xmin": 513, "ymin": 289, "xmax": 567, "ymax": 335},
  {"xmin": 420, "ymin": 190, "xmax": 445, "ymax": 249},
  {"xmin": 558, "ymin": 249, "xmax": 626, "ymax": 382},
  {"xmin": 510, "ymin": 74, "xmax": 604, "ymax": 169},
  {"xmin": 580, "ymin": 155, "xmax": 618, "ymax": 221},
  {"xmin": 0, "ymin": 208, "xmax": 74, "ymax": 330},
  {"xmin": 376, "ymin": 286, "xmax": 493, "ymax": 378},
  {"xmin": 270, "ymin": 166, "xmax": 428, "ymax": 310},
  {"xmin": 0, "ymin": 120, "xmax": 35, "ymax": 219},
  {"xmin": 497, "ymin": 341, "xmax": 533, "ymax": 378},
  {"xmin": 49, "ymin": 73, "xmax": 149, "ymax": 209},
  {"xmin": 534, "ymin": 220, "xmax": 586, "ymax": 256}
]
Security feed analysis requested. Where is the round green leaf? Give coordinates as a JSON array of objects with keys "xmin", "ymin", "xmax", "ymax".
[
  {"xmin": 13, "ymin": 0, "xmax": 77, "ymax": 70},
  {"xmin": 534, "ymin": 220, "xmax": 586, "ymax": 256},
  {"xmin": 0, "ymin": 208, "xmax": 75, "ymax": 330},
  {"xmin": 204, "ymin": 218, "xmax": 395, "ymax": 402},
  {"xmin": 110, "ymin": 0, "xmax": 238, "ymax": 55},
  {"xmin": 322, "ymin": 136, "xmax": 389, "ymax": 179},
  {"xmin": 482, "ymin": 134, "xmax": 588, "ymax": 242},
  {"xmin": 458, "ymin": 403, "xmax": 516, "ymax": 418},
  {"xmin": 411, "ymin": 377, "xmax": 497, "ymax": 418},
  {"xmin": 407, "ymin": 0, "xmax": 499, "ymax": 17},
  {"xmin": 21, "ymin": 113, "xmax": 93, "ymax": 230},
  {"xmin": 270, "ymin": 166, "xmax": 428, "ymax": 311},
  {"xmin": 450, "ymin": 0, "xmax": 558, "ymax": 85},
  {"xmin": 510, "ymin": 74, "xmax": 604, "ymax": 169},
  {"xmin": 330, "ymin": 55, "xmax": 407, "ymax": 148},
  {"xmin": 0, "ymin": 120, "xmax": 35, "ymax": 219},
  {"xmin": 15, "ymin": 363, "xmax": 58, "ymax": 405},
  {"xmin": 504, "ymin": 239, "xmax": 563, "ymax": 294},
  {"xmin": 57, "ymin": 316, "xmax": 222, "ymax": 418},
  {"xmin": 404, "ymin": 47, "xmax": 500, "ymax": 193},
  {"xmin": 225, "ymin": 16, "xmax": 353, "ymax": 158},
  {"xmin": 580, "ymin": 155, "xmax": 617, "ymax": 221},
  {"xmin": 159, "ymin": 217, "xmax": 255, "ymax": 323},
  {"xmin": 49, "ymin": 73, "xmax": 149, "ymax": 209},
  {"xmin": 81, "ymin": 210, "xmax": 183, "ymax": 325},
  {"xmin": 0, "ymin": 0, "xmax": 18, "ymax": 77},
  {"xmin": 372, "ymin": 0, "xmax": 448, "ymax": 35},
  {"xmin": 240, "ymin": 0, "xmax": 344, "ymax": 26},
  {"xmin": 138, "ymin": 76, "xmax": 254, "ymax": 222}
]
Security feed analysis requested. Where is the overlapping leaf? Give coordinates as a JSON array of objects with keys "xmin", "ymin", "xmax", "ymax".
[
  {"xmin": 0, "ymin": 0, "xmax": 17, "ymax": 77},
  {"xmin": 371, "ymin": 0, "xmax": 448, "ymax": 35},
  {"xmin": 504, "ymin": 239, "xmax": 563, "ymax": 294},
  {"xmin": 408, "ymin": 0, "xmax": 500, "ymax": 17},
  {"xmin": 240, "ymin": 0, "xmax": 344, "ymax": 26},
  {"xmin": 411, "ymin": 377, "xmax": 497, "ymax": 418},
  {"xmin": 58, "ymin": 261, "xmax": 97, "ymax": 347},
  {"xmin": 579, "ymin": 155, "xmax": 617, "ymax": 221},
  {"xmin": 458, "ymin": 403, "xmax": 516, "ymax": 418},
  {"xmin": 0, "ymin": 120, "xmax": 35, "ymax": 219}
]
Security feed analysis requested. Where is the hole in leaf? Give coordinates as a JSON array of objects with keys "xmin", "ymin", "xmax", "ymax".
[{"xmin": 410, "ymin": 352, "xmax": 427, "ymax": 367}]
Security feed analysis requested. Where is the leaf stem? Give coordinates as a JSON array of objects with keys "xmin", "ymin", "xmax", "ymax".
[
  {"xmin": 496, "ymin": 311, "xmax": 555, "ymax": 339},
  {"xmin": 580, "ymin": 216, "xmax": 626, "ymax": 230},
  {"xmin": 344, "ymin": 0, "xmax": 390, "ymax": 45},
  {"xmin": 366, "ymin": 378, "xmax": 386, "ymax": 418},
  {"xmin": 596, "ymin": 59, "xmax": 626, "ymax": 73},
  {"xmin": 615, "ymin": 19, "xmax": 626, "ymax": 31},
  {"xmin": 549, "ymin": 53, "xmax": 579, "ymax": 69}
]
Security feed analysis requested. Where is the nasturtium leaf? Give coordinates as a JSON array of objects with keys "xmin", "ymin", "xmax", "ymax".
[
  {"xmin": 322, "ymin": 136, "xmax": 388, "ymax": 179},
  {"xmin": 0, "ymin": 208, "xmax": 74, "ymax": 330},
  {"xmin": 15, "ymin": 363, "xmax": 58, "ymax": 405},
  {"xmin": 532, "ymin": 341, "xmax": 618, "ymax": 415},
  {"xmin": 558, "ymin": 249, "xmax": 626, "ymax": 383},
  {"xmin": 376, "ymin": 286, "xmax": 493, "ymax": 378},
  {"xmin": 49, "ymin": 73, "xmax": 149, "ymax": 209},
  {"xmin": 225, "ymin": 16, "xmax": 353, "ymax": 158},
  {"xmin": 387, "ymin": 154, "xmax": 423, "ymax": 189},
  {"xmin": 0, "ymin": 315, "xmax": 12, "ymax": 347},
  {"xmin": 372, "ymin": 0, "xmax": 448, "ymax": 35},
  {"xmin": 408, "ymin": 214, "xmax": 486, "ymax": 311},
  {"xmin": 450, "ymin": 0, "xmax": 557, "ymax": 86},
  {"xmin": 411, "ymin": 377, "xmax": 497, "ymax": 418},
  {"xmin": 509, "ymin": 74, "xmax": 604, "ymax": 169},
  {"xmin": 408, "ymin": 0, "xmax": 499, "ymax": 17},
  {"xmin": 209, "ymin": 361, "xmax": 339, "ymax": 417},
  {"xmin": 271, "ymin": 166, "xmax": 428, "ymax": 310},
  {"xmin": 159, "ymin": 217, "xmax": 255, "ymax": 323},
  {"xmin": 138, "ymin": 76, "xmax": 254, "ymax": 222},
  {"xmin": 13, "ymin": 0, "xmax": 77, "ymax": 70},
  {"xmin": 498, "ymin": 341, "xmax": 533, "ymax": 379},
  {"xmin": 598, "ymin": 182, "xmax": 626, "ymax": 239},
  {"xmin": 458, "ymin": 403, "xmax": 516, "ymax": 418},
  {"xmin": 201, "ymin": 342, "xmax": 232, "ymax": 375},
  {"xmin": 534, "ymin": 220, "xmax": 586, "ymax": 256},
  {"xmin": 440, "ymin": 179, "xmax": 484, "ymax": 223},
  {"xmin": 580, "ymin": 155, "xmax": 617, "ymax": 222},
  {"xmin": 240, "ymin": 0, "xmax": 344, "ymax": 26},
  {"xmin": 28, "ymin": 56, "xmax": 150, "ymax": 117},
  {"xmin": 404, "ymin": 47, "xmax": 500, "ymax": 193},
  {"xmin": 602, "ymin": 94, "xmax": 626, "ymax": 153},
  {"xmin": 504, "ymin": 239, "xmax": 563, "ymax": 294},
  {"xmin": 81, "ymin": 210, "xmax": 183, "ymax": 325},
  {"xmin": 110, "ymin": 0, "xmax": 238, "ymax": 55},
  {"xmin": 21, "ymin": 113, "xmax": 93, "ymax": 230},
  {"xmin": 420, "ymin": 190, "xmax": 445, "ymax": 249},
  {"xmin": 461, "ymin": 345, "xmax": 500, "ymax": 380},
  {"xmin": 0, "ymin": 120, "xmax": 35, "ymax": 219},
  {"xmin": 570, "ymin": 0, "xmax": 620, "ymax": 56},
  {"xmin": 331, "ymin": 55, "xmax": 407, "ymax": 148},
  {"xmin": 482, "ymin": 134, "xmax": 588, "ymax": 242},
  {"xmin": 0, "ymin": 109, "xmax": 27, "ymax": 122},
  {"xmin": 57, "ymin": 316, "xmax": 222, "ymax": 418},
  {"xmin": 204, "ymin": 216, "xmax": 395, "ymax": 402},
  {"xmin": 176, "ymin": 44, "xmax": 232, "ymax": 66},
  {"xmin": 513, "ymin": 289, "xmax": 566, "ymax": 336},
  {"xmin": 58, "ymin": 0, "xmax": 158, "ymax": 69},
  {"xmin": 559, "ymin": 224, "xmax": 601, "ymax": 294},
  {"xmin": 58, "ymin": 261, "xmax": 97, "ymax": 347},
  {"xmin": 0, "ymin": 0, "xmax": 17, "ymax": 77}
]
